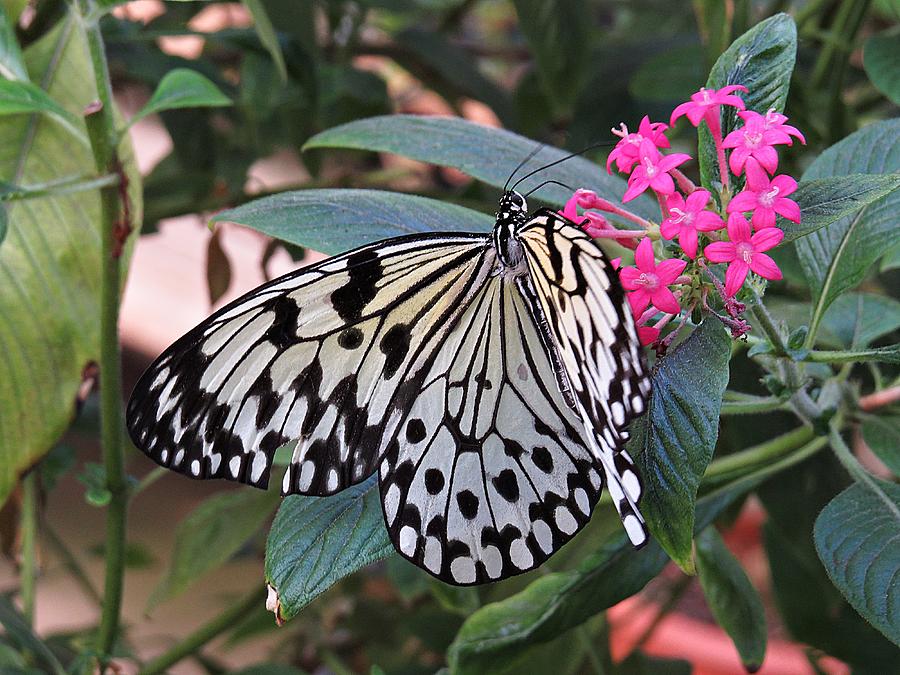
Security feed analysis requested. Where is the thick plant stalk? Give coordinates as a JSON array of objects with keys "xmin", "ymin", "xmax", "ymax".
[{"xmin": 77, "ymin": 0, "xmax": 129, "ymax": 658}]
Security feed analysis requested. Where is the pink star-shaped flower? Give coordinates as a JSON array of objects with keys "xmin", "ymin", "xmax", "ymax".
[
  {"xmin": 622, "ymin": 140, "xmax": 691, "ymax": 202},
  {"xmin": 670, "ymin": 85, "xmax": 748, "ymax": 127},
  {"xmin": 619, "ymin": 237, "xmax": 687, "ymax": 315},
  {"xmin": 704, "ymin": 213, "xmax": 783, "ymax": 296},
  {"xmin": 560, "ymin": 193, "xmax": 580, "ymax": 220},
  {"xmin": 660, "ymin": 189, "xmax": 725, "ymax": 259},
  {"xmin": 727, "ymin": 157, "xmax": 800, "ymax": 229},
  {"xmin": 753, "ymin": 109, "xmax": 806, "ymax": 144},
  {"xmin": 606, "ymin": 116, "xmax": 670, "ymax": 174}
]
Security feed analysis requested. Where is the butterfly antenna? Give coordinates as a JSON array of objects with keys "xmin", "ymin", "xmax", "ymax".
[
  {"xmin": 505, "ymin": 142, "xmax": 545, "ymax": 192},
  {"xmin": 524, "ymin": 179, "xmax": 575, "ymax": 197},
  {"xmin": 511, "ymin": 141, "xmax": 613, "ymax": 192}
]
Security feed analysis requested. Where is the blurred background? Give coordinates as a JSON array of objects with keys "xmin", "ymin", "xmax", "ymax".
[{"xmin": 2, "ymin": 0, "xmax": 898, "ymax": 673}]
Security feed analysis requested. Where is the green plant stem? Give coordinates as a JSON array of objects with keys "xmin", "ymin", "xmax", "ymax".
[
  {"xmin": 20, "ymin": 471, "xmax": 38, "ymax": 625},
  {"xmin": 803, "ymin": 347, "xmax": 899, "ymax": 364},
  {"xmin": 576, "ymin": 623, "xmax": 606, "ymax": 675},
  {"xmin": 77, "ymin": 0, "xmax": 129, "ymax": 658},
  {"xmin": 0, "ymin": 173, "xmax": 119, "ymax": 202},
  {"xmin": 139, "ymin": 589, "xmax": 263, "ymax": 675},
  {"xmin": 702, "ymin": 426, "xmax": 815, "ymax": 489},
  {"xmin": 131, "ymin": 466, "xmax": 168, "ymax": 497},
  {"xmin": 43, "ymin": 524, "xmax": 102, "ymax": 606},
  {"xmin": 749, "ymin": 295, "xmax": 789, "ymax": 357},
  {"xmin": 828, "ymin": 425, "xmax": 900, "ymax": 519},
  {"xmin": 720, "ymin": 393, "xmax": 788, "ymax": 415}
]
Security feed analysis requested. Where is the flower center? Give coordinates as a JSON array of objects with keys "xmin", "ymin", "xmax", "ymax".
[
  {"xmin": 636, "ymin": 272, "xmax": 659, "ymax": 290},
  {"xmin": 736, "ymin": 242, "xmax": 754, "ymax": 264},
  {"xmin": 760, "ymin": 185, "xmax": 779, "ymax": 207},
  {"xmin": 700, "ymin": 88, "xmax": 712, "ymax": 104},
  {"xmin": 744, "ymin": 131, "xmax": 763, "ymax": 147},
  {"xmin": 669, "ymin": 207, "xmax": 693, "ymax": 225},
  {"xmin": 642, "ymin": 156, "xmax": 658, "ymax": 177},
  {"xmin": 626, "ymin": 133, "xmax": 643, "ymax": 146}
]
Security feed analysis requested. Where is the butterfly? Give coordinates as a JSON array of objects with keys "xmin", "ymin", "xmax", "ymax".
[{"xmin": 127, "ymin": 163, "xmax": 651, "ymax": 586}]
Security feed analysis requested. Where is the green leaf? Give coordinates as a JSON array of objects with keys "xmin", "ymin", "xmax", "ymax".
[
  {"xmin": 0, "ymin": 4, "xmax": 26, "ymax": 81},
  {"xmin": 780, "ymin": 174, "xmax": 900, "ymax": 243},
  {"xmin": 618, "ymin": 651, "xmax": 691, "ymax": 675},
  {"xmin": 814, "ymin": 480, "xmax": 900, "ymax": 646},
  {"xmin": 695, "ymin": 527, "xmax": 767, "ymax": 670},
  {"xmin": 881, "ymin": 241, "xmax": 900, "ymax": 272},
  {"xmin": 861, "ymin": 416, "xmax": 900, "ymax": 476},
  {"xmin": 511, "ymin": 0, "xmax": 588, "ymax": 113},
  {"xmin": 148, "ymin": 488, "xmax": 279, "ymax": 610},
  {"xmin": 628, "ymin": 44, "xmax": 706, "ymax": 104},
  {"xmin": 863, "ymin": 28, "xmax": 900, "ymax": 105},
  {"xmin": 0, "ymin": 78, "xmax": 83, "ymax": 138},
  {"xmin": 231, "ymin": 666, "xmax": 309, "ymax": 675},
  {"xmin": 447, "ymin": 492, "xmax": 736, "ymax": 672},
  {"xmin": 211, "ymin": 189, "xmax": 494, "ymax": 255},
  {"xmin": 129, "ymin": 68, "xmax": 231, "ymax": 126},
  {"xmin": 0, "ymin": 18, "xmax": 142, "ymax": 506},
  {"xmin": 304, "ymin": 115, "xmax": 657, "ymax": 222},
  {"xmin": 697, "ymin": 13, "xmax": 797, "ymax": 190},
  {"xmin": 265, "ymin": 475, "xmax": 394, "ymax": 621},
  {"xmin": 796, "ymin": 119, "xmax": 900, "ymax": 342},
  {"xmin": 392, "ymin": 28, "xmax": 514, "ymax": 125},
  {"xmin": 244, "ymin": 0, "xmax": 287, "ymax": 82},
  {"xmin": 817, "ymin": 292, "xmax": 900, "ymax": 349},
  {"xmin": 631, "ymin": 319, "xmax": 731, "ymax": 572},
  {"xmin": 0, "ymin": 596, "xmax": 66, "ymax": 675}
]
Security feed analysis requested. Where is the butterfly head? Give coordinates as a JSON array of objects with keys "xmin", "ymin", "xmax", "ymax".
[{"xmin": 497, "ymin": 190, "xmax": 528, "ymax": 223}]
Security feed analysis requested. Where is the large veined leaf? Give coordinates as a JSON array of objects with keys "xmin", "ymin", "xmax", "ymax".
[
  {"xmin": 265, "ymin": 475, "xmax": 394, "ymax": 622},
  {"xmin": 814, "ymin": 480, "xmax": 900, "ymax": 646},
  {"xmin": 211, "ymin": 189, "xmax": 494, "ymax": 255},
  {"xmin": 695, "ymin": 527, "xmax": 767, "ymax": 670},
  {"xmin": 447, "ymin": 491, "xmax": 736, "ymax": 673},
  {"xmin": 795, "ymin": 119, "xmax": 900, "ymax": 341},
  {"xmin": 631, "ymin": 320, "xmax": 731, "ymax": 572},
  {"xmin": 780, "ymin": 174, "xmax": 900, "ymax": 243},
  {"xmin": 0, "ymin": 18, "xmax": 140, "ymax": 505},
  {"xmin": 863, "ymin": 29, "xmax": 900, "ymax": 105},
  {"xmin": 697, "ymin": 14, "xmax": 797, "ymax": 190},
  {"xmin": 303, "ymin": 115, "xmax": 658, "ymax": 222}
]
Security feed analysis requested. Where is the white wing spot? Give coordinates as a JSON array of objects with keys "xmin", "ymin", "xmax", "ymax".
[
  {"xmin": 623, "ymin": 514, "xmax": 647, "ymax": 546},
  {"xmin": 250, "ymin": 452, "xmax": 267, "ymax": 483},
  {"xmin": 209, "ymin": 453, "xmax": 221, "ymax": 474},
  {"xmin": 326, "ymin": 468, "xmax": 338, "ymax": 492},
  {"xmin": 399, "ymin": 525, "xmax": 417, "ymax": 556},
  {"xmin": 160, "ymin": 449, "xmax": 169, "ymax": 463},
  {"xmin": 424, "ymin": 536, "xmax": 442, "ymax": 573},
  {"xmin": 621, "ymin": 470, "xmax": 641, "ymax": 502},
  {"xmin": 482, "ymin": 545, "xmax": 503, "ymax": 579},
  {"xmin": 384, "ymin": 483, "xmax": 401, "ymax": 525},
  {"xmin": 574, "ymin": 488, "xmax": 590, "ymax": 515},
  {"xmin": 554, "ymin": 505, "xmax": 577, "ymax": 535},
  {"xmin": 174, "ymin": 449, "xmax": 185, "ymax": 467},
  {"xmin": 509, "ymin": 538, "xmax": 533, "ymax": 570},
  {"xmin": 450, "ymin": 556, "xmax": 476, "ymax": 584},
  {"xmin": 534, "ymin": 520, "xmax": 553, "ymax": 554},
  {"xmin": 190, "ymin": 460, "xmax": 201, "ymax": 476},
  {"xmin": 298, "ymin": 460, "xmax": 315, "ymax": 490},
  {"xmin": 229, "ymin": 456, "xmax": 242, "ymax": 478}
]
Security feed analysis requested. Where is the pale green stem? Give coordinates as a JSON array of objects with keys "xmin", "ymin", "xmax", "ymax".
[
  {"xmin": 139, "ymin": 590, "xmax": 263, "ymax": 675},
  {"xmin": 1, "ymin": 173, "xmax": 119, "ymax": 202},
  {"xmin": 804, "ymin": 348, "xmax": 898, "ymax": 364},
  {"xmin": 20, "ymin": 471, "xmax": 39, "ymax": 625},
  {"xmin": 828, "ymin": 425, "xmax": 900, "ymax": 520},
  {"xmin": 77, "ymin": 0, "xmax": 129, "ymax": 658}
]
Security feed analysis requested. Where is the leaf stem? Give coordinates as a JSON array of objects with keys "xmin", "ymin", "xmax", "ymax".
[
  {"xmin": 20, "ymin": 471, "xmax": 39, "ymax": 625},
  {"xmin": 702, "ymin": 426, "xmax": 815, "ymax": 488},
  {"xmin": 720, "ymin": 393, "xmax": 788, "ymax": 415},
  {"xmin": 749, "ymin": 295, "xmax": 789, "ymax": 357},
  {"xmin": 138, "ymin": 589, "xmax": 263, "ymax": 675},
  {"xmin": 77, "ymin": 0, "xmax": 130, "ymax": 658},
  {"xmin": 0, "ymin": 173, "xmax": 119, "ymax": 202},
  {"xmin": 828, "ymin": 425, "xmax": 900, "ymax": 520},
  {"xmin": 803, "ymin": 347, "xmax": 899, "ymax": 364}
]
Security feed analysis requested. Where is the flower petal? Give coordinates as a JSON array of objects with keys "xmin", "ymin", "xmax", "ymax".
[
  {"xmin": 679, "ymin": 226, "xmax": 698, "ymax": 259},
  {"xmin": 750, "ymin": 227, "xmax": 784, "ymax": 252},
  {"xmin": 622, "ymin": 177, "xmax": 649, "ymax": 203},
  {"xmin": 657, "ymin": 152, "xmax": 692, "ymax": 172},
  {"xmin": 660, "ymin": 218, "xmax": 680, "ymax": 240},
  {"xmin": 695, "ymin": 211, "xmax": 725, "ymax": 232},
  {"xmin": 704, "ymin": 241, "xmax": 736, "ymax": 263},
  {"xmin": 649, "ymin": 172, "xmax": 675, "ymax": 195},
  {"xmin": 749, "ymin": 252, "xmax": 782, "ymax": 280},
  {"xmin": 724, "ymin": 260, "xmax": 749, "ymax": 296},
  {"xmin": 728, "ymin": 147, "xmax": 748, "ymax": 176},
  {"xmin": 650, "ymin": 286, "xmax": 681, "ymax": 314},
  {"xmin": 634, "ymin": 236, "xmax": 655, "ymax": 270},
  {"xmin": 628, "ymin": 289, "xmax": 650, "ymax": 315},
  {"xmin": 638, "ymin": 326, "xmax": 660, "ymax": 346},
  {"xmin": 670, "ymin": 101, "xmax": 693, "ymax": 126},
  {"xmin": 771, "ymin": 174, "xmax": 798, "ymax": 196},
  {"xmin": 727, "ymin": 190, "xmax": 759, "ymax": 213},
  {"xmin": 618, "ymin": 266, "xmax": 641, "ymax": 289},
  {"xmin": 774, "ymin": 197, "xmax": 801, "ymax": 223},
  {"xmin": 726, "ymin": 212, "xmax": 752, "ymax": 242},
  {"xmin": 685, "ymin": 189, "xmax": 711, "ymax": 212},
  {"xmin": 755, "ymin": 146, "xmax": 779, "ymax": 174},
  {"xmin": 743, "ymin": 157, "xmax": 769, "ymax": 191},
  {"xmin": 655, "ymin": 258, "xmax": 687, "ymax": 284},
  {"xmin": 751, "ymin": 207, "xmax": 776, "ymax": 230}
]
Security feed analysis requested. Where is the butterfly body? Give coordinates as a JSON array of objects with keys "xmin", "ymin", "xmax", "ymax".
[{"xmin": 127, "ymin": 190, "xmax": 650, "ymax": 585}]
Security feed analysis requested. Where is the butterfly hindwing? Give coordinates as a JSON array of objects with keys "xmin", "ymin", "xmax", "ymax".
[
  {"xmin": 126, "ymin": 233, "xmax": 493, "ymax": 495},
  {"xmin": 518, "ymin": 210, "xmax": 651, "ymax": 545},
  {"xmin": 378, "ymin": 274, "xmax": 606, "ymax": 584}
]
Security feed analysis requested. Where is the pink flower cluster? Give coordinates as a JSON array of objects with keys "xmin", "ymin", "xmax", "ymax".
[{"xmin": 563, "ymin": 86, "xmax": 805, "ymax": 347}]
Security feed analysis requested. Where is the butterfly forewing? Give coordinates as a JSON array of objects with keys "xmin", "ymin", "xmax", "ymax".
[
  {"xmin": 378, "ymin": 274, "xmax": 605, "ymax": 584},
  {"xmin": 518, "ymin": 210, "xmax": 651, "ymax": 545},
  {"xmin": 127, "ymin": 233, "xmax": 492, "ymax": 495}
]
